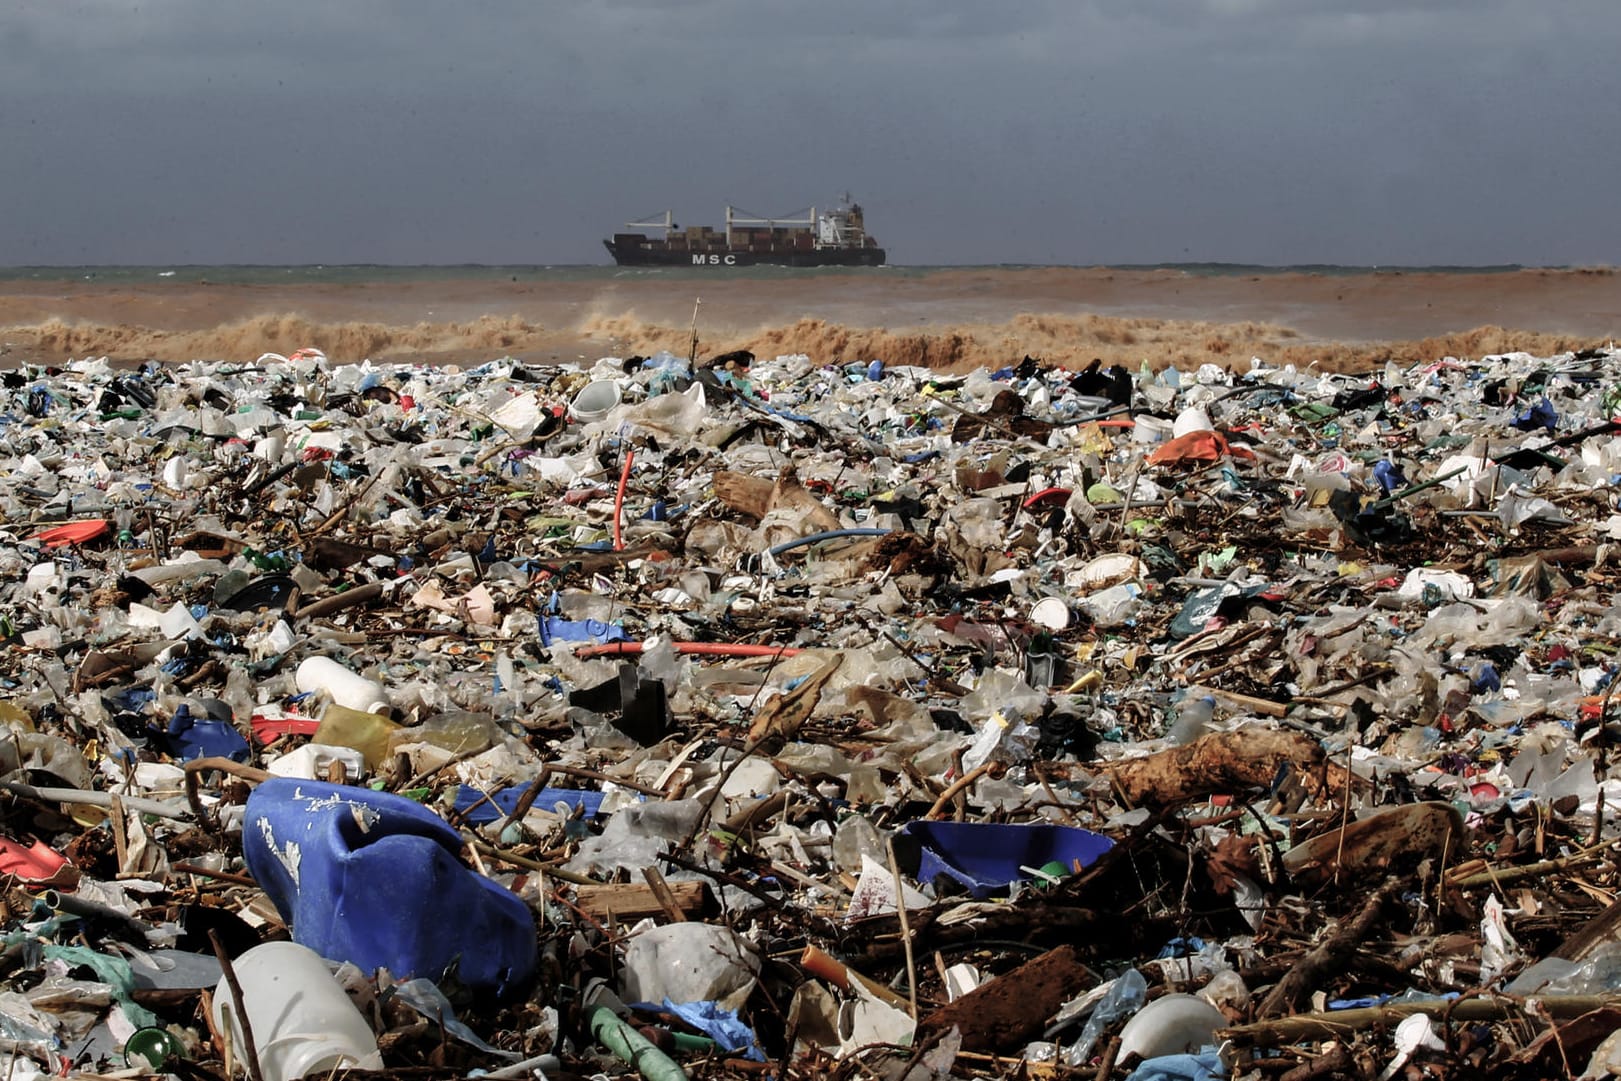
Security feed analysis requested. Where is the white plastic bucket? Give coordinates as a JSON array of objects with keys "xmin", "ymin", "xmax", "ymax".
[
  {"xmin": 1132, "ymin": 416, "xmax": 1174, "ymax": 445},
  {"xmin": 569, "ymin": 380, "xmax": 623, "ymax": 424},
  {"xmin": 1172, "ymin": 407, "xmax": 1214, "ymax": 439},
  {"xmin": 211, "ymin": 942, "xmax": 382, "ymax": 1081}
]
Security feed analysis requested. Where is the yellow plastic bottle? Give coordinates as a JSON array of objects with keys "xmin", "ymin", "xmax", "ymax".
[{"xmin": 312, "ymin": 705, "xmax": 401, "ymax": 771}]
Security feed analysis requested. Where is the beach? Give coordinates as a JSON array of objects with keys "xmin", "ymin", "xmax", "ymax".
[{"xmin": 1, "ymin": 264, "xmax": 1617, "ymax": 371}]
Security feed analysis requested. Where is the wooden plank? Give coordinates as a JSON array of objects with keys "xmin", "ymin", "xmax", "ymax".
[
  {"xmin": 640, "ymin": 867, "xmax": 689, "ymax": 923},
  {"xmin": 574, "ymin": 879, "xmax": 708, "ymax": 922}
]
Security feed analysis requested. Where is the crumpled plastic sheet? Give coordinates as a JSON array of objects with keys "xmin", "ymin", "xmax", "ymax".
[
  {"xmin": 654, "ymin": 997, "xmax": 766, "ymax": 1062},
  {"xmin": 392, "ymin": 978, "xmax": 522, "ymax": 1059},
  {"xmin": 1122, "ymin": 1052, "xmax": 1228, "ymax": 1081}
]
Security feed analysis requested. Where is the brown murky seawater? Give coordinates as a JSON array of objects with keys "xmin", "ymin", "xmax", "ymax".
[{"xmin": 1, "ymin": 266, "xmax": 1617, "ymax": 372}]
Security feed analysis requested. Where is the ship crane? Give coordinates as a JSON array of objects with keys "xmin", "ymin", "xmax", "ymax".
[
  {"xmin": 624, "ymin": 211, "xmax": 675, "ymax": 238},
  {"xmin": 724, "ymin": 205, "xmax": 816, "ymax": 245}
]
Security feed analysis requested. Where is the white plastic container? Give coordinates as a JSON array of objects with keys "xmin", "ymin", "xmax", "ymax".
[
  {"xmin": 264, "ymin": 743, "xmax": 367, "ymax": 781},
  {"xmin": 569, "ymin": 380, "xmax": 623, "ymax": 424},
  {"xmin": 253, "ymin": 432, "xmax": 287, "ymax": 462},
  {"xmin": 1131, "ymin": 415, "xmax": 1174, "ymax": 445},
  {"xmin": 1115, "ymin": 992, "xmax": 1227, "ymax": 1061},
  {"xmin": 1165, "ymin": 694, "xmax": 1216, "ymax": 746},
  {"xmin": 211, "ymin": 942, "xmax": 383, "ymax": 1081},
  {"xmin": 295, "ymin": 656, "xmax": 390, "ymax": 716},
  {"xmin": 1029, "ymin": 596, "xmax": 1072, "ymax": 632},
  {"xmin": 1171, "ymin": 407, "xmax": 1214, "ymax": 438},
  {"xmin": 1079, "ymin": 583, "xmax": 1143, "ymax": 627}
]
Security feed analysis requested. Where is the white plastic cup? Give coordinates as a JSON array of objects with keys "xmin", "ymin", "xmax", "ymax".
[
  {"xmin": 569, "ymin": 380, "xmax": 623, "ymax": 424},
  {"xmin": 211, "ymin": 942, "xmax": 383, "ymax": 1081},
  {"xmin": 254, "ymin": 432, "xmax": 287, "ymax": 462},
  {"xmin": 295, "ymin": 656, "xmax": 390, "ymax": 716}
]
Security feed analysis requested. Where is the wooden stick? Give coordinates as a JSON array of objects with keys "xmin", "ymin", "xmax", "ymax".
[
  {"xmin": 1446, "ymin": 844, "xmax": 1615, "ymax": 890},
  {"xmin": 293, "ymin": 581, "xmax": 386, "ymax": 621},
  {"xmin": 924, "ymin": 762, "xmax": 996, "ymax": 820},
  {"xmin": 1189, "ymin": 684, "xmax": 1290, "ymax": 717},
  {"xmin": 184, "ymin": 757, "xmax": 272, "ymax": 832},
  {"xmin": 888, "ymin": 838, "xmax": 919, "ymax": 1022},
  {"xmin": 493, "ymin": 767, "xmax": 553, "ymax": 837},
  {"xmin": 640, "ymin": 866, "xmax": 688, "ymax": 923},
  {"xmin": 108, "ymin": 792, "xmax": 130, "ymax": 876},
  {"xmin": 544, "ymin": 762, "xmax": 665, "ymax": 797},
  {"xmin": 173, "ymin": 861, "xmax": 258, "ymax": 888},
  {"xmin": 1094, "ymin": 1034, "xmax": 1122, "ymax": 1081},
  {"xmin": 209, "ymin": 930, "xmax": 265, "ymax": 1081},
  {"xmin": 1278, "ymin": 1043, "xmax": 1353, "ymax": 1081},
  {"xmin": 467, "ymin": 838, "xmax": 596, "ymax": 886},
  {"xmin": 721, "ymin": 790, "xmax": 791, "ymax": 836}
]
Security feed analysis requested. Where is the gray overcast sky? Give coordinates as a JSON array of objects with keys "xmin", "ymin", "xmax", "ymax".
[{"xmin": 3, "ymin": 0, "xmax": 1617, "ymax": 266}]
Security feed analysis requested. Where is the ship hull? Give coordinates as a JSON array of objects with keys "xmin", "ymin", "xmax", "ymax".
[{"xmin": 603, "ymin": 241, "xmax": 885, "ymax": 268}]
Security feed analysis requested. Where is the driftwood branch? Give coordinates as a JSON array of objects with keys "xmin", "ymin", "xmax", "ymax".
[
  {"xmin": 1225, "ymin": 995, "xmax": 1621, "ymax": 1047},
  {"xmin": 1103, "ymin": 728, "xmax": 1324, "ymax": 807},
  {"xmin": 1257, "ymin": 874, "xmax": 1403, "ymax": 1018}
]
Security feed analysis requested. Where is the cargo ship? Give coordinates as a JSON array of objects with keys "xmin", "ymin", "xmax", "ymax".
[{"xmin": 604, "ymin": 197, "xmax": 885, "ymax": 267}]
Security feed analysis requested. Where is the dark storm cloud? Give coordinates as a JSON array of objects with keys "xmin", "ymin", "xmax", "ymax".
[{"xmin": 2, "ymin": 1, "xmax": 1617, "ymax": 265}]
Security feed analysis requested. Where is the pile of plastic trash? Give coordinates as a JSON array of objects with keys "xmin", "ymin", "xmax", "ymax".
[{"xmin": 4, "ymin": 341, "xmax": 1621, "ymax": 1079}]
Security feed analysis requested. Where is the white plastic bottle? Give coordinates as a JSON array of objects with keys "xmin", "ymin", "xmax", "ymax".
[
  {"xmin": 1165, "ymin": 694, "xmax": 1216, "ymax": 746},
  {"xmin": 1081, "ymin": 583, "xmax": 1142, "ymax": 627},
  {"xmin": 295, "ymin": 656, "xmax": 390, "ymax": 716},
  {"xmin": 212, "ymin": 942, "xmax": 383, "ymax": 1081}
]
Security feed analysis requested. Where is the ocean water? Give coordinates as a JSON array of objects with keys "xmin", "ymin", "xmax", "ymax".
[
  {"xmin": 0, "ymin": 262, "xmax": 1535, "ymax": 286},
  {"xmin": 0, "ymin": 262, "xmax": 1609, "ymax": 373}
]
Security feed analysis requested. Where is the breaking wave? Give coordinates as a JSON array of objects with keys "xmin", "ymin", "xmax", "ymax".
[
  {"xmin": 579, "ymin": 313, "xmax": 1602, "ymax": 374},
  {"xmin": 1, "ymin": 310, "xmax": 1606, "ymax": 374},
  {"xmin": 0, "ymin": 313, "xmax": 551, "ymax": 364}
]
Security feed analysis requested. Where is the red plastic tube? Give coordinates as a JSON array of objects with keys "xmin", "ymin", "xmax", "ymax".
[
  {"xmin": 613, "ymin": 448, "xmax": 635, "ymax": 551},
  {"xmin": 1021, "ymin": 487, "xmax": 1073, "ymax": 509},
  {"xmin": 574, "ymin": 641, "xmax": 803, "ymax": 660}
]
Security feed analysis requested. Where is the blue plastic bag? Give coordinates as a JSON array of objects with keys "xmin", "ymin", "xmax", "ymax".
[
  {"xmin": 1512, "ymin": 397, "xmax": 1558, "ymax": 432},
  {"xmin": 452, "ymin": 783, "xmax": 605, "ymax": 825},
  {"xmin": 899, "ymin": 821, "xmax": 1114, "ymax": 899},
  {"xmin": 243, "ymin": 779, "xmax": 535, "ymax": 998},
  {"xmin": 1122, "ymin": 1053, "xmax": 1227, "ymax": 1081},
  {"xmin": 1372, "ymin": 459, "xmax": 1407, "ymax": 495},
  {"xmin": 157, "ymin": 704, "xmax": 249, "ymax": 762},
  {"xmin": 657, "ymin": 999, "xmax": 765, "ymax": 1061},
  {"xmin": 538, "ymin": 616, "xmax": 629, "ymax": 646}
]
